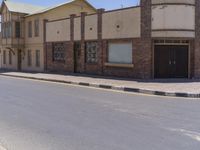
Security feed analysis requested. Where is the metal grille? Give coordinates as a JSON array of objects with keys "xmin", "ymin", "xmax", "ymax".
[
  {"xmin": 53, "ymin": 43, "xmax": 65, "ymax": 61},
  {"xmin": 154, "ymin": 40, "xmax": 189, "ymax": 44},
  {"xmin": 86, "ymin": 42, "xmax": 98, "ymax": 63}
]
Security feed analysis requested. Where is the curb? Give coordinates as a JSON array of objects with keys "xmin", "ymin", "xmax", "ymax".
[{"xmin": 0, "ymin": 74, "xmax": 199, "ymax": 99}]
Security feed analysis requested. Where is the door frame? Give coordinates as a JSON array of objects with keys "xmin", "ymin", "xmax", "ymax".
[
  {"xmin": 153, "ymin": 41, "xmax": 190, "ymax": 79},
  {"xmin": 73, "ymin": 42, "xmax": 81, "ymax": 73}
]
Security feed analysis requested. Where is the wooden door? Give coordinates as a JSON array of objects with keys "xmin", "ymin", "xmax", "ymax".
[
  {"xmin": 174, "ymin": 45, "xmax": 188, "ymax": 78},
  {"xmin": 154, "ymin": 45, "xmax": 188, "ymax": 78},
  {"xmin": 155, "ymin": 45, "xmax": 170, "ymax": 78}
]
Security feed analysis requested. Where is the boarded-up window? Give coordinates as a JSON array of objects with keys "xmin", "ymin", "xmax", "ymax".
[
  {"xmin": 53, "ymin": 43, "xmax": 65, "ymax": 61},
  {"xmin": 28, "ymin": 21, "xmax": 32, "ymax": 37},
  {"xmin": 35, "ymin": 50, "xmax": 40, "ymax": 67},
  {"xmin": 15, "ymin": 22, "xmax": 20, "ymax": 38},
  {"xmin": 27, "ymin": 50, "xmax": 32, "ymax": 66},
  {"xmin": 85, "ymin": 42, "xmax": 98, "ymax": 63},
  {"xmin": 34, "ymin": 19, "xmax": 39, "ymax": 37},
  {"xmin": 9, "ymin": 51, "xmax": 12, "ymax": 65},
  {"xmin": 108, "ymin": 42, "xmax": 132, "ymax": 64},
  {"xmin": 3, "ymin": 51, "xmax": 6, "ymax": 64}
]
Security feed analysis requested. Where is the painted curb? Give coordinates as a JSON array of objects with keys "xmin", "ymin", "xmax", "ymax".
[{"xmin": 0, "ymin": 74, "xmax": 199, "ymax": 98}]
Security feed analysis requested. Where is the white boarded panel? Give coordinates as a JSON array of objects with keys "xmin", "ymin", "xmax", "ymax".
[
  {"xmin": 46, "ymin": 19, "xmax": 70, "ymax": 42},
  {"xmin": 108, "ymin": 43, "xmax": 132, "ymax": 64}
]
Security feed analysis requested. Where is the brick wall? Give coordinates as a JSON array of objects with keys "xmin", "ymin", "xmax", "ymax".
[
  {"xmin": 44, "ymin": 1, "xmax": 154, "ymax": 79},
  {"xmin": 44, "ymin": 4, "xmax": 154, "ymax": 79},
  {"xmin": 139, "ymin": 0, "xmax": 152, "ymax": 78},
  {"xmin": 46, "ymin": 42, "xmax": 74, "ymax": 72},
  {"xmin": 84, "ymin": 9, "xmax": 104, "ymax": 75},
  {"xmin": 102, "ymin": 38, "xmax": 152, "ymax": 79},
  {"xmin": 190, "ymin": 40, "xmax": 195, "ymax": 78},
  {"xmin": 194, "ymin": 0, "xmax": 200, "ymax": 78}
]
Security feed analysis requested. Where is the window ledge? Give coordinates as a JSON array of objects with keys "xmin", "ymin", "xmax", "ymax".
[
  {"xmin": 86, "ymin": 62, "xmax": 98, "ymax": 65},
  {"xmin": 104, "ymin": 63, "xmax": 134, "ymax": 68}
]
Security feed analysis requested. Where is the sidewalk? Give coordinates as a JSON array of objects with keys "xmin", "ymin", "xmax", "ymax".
[{"xmin": 0, "ymin": 71, "xmax": 200, "ymax": 98}]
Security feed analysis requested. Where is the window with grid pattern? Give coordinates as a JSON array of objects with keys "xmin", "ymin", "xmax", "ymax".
[
  {"xmin": 53, "ymin": 43, "xmax": 65, "ymax": 61},
  {"xmin": 85, "ymin": 42, "xmax": 98, "ymax": 63}
]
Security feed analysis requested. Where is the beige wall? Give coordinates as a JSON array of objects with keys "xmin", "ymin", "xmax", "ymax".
[
  {"xmin": 85, "ymin": 14, "xmax": 98, "ymax": 40},
  {"xmin": 102, "ymin": 7, "xmax": 141, "ymax": 39},
  {"xmin": 22, "ymin": 46, "xmax": 44, "ymax": 71},
  {"xmin": 46, "ymin": 19, "xmax": 71, "ymax": 42},
  {"xmin": 22, "ymin": 13, "xmax": 44, "ymax": 72},
  {"xmin": 1, "ymin": 49, "xmax": 18, "ymax": 70},
  {"xmin": 42, "ymin": 0, "xmax": 96, "ymax": 21},
  {"xmin": 25, "ymin": 15, "xmax": 44, "ymax": 45},
  {"xmin": 152, "ymin": 4, "xmax": 195, "ymax": 37},
  {"xmin": 152, "ymin": 5, "xmax": 195, "ymax": 30},
  {"xmin": 24, "ymin": 0, "xmax": 96, "ymax": 44},
  {"xmin": 74, "ymin": 17, "xmax": 81, "ymax": 41},
  {"xmin": 152, "ymin": 31, "xmax": 195, "ymax": 38},
  {"xmin": 152, "ymin": 0, "xmax": 195, "ymax": 4},
  {"xmin": 46, "ymin": 7, "xmax": 141, "ymax": 41}
]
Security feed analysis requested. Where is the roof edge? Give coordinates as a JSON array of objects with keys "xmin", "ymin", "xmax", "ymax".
[
  {"xmin": 0, "ymin": 1, "xmax": 6, "ymax": 14},
  {"xmin": 25, "ymin": 0, "xmax": 97, "ymax": 17},
  {"xmin": 1, "ymin": 0, "xmax": 46, "ymax": 15}
]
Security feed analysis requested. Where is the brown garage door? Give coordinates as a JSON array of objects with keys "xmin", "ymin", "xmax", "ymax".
[{"xmin": 154, "ymin": 45, "xmax": 188, "ymax": 78}]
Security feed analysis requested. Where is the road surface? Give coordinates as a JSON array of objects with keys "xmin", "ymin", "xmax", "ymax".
[{"xmin": 0, "ymin": 76, "xmax": 199, "ymax": 150}]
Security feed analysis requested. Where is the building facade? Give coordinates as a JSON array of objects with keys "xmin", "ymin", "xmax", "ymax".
[
  {"xmin": 0, "ymin": 0, "xmax": 200, "ymax": 79},
  {"xmin": 0, "ymin": 0, "xmax": 96, "ymax": 71}
]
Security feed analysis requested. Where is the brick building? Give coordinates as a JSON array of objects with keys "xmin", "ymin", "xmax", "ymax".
[{"xmin": 0, "ymin": 0, "xmax": 199, "ymax": 79}]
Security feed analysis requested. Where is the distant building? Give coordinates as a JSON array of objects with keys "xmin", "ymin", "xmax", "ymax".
[{"xmin": 0, "ymin": 0, "xmax": 199, "ymax": 79}]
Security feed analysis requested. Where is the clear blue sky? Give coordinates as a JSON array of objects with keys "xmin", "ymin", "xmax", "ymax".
[{"xmin": 2, "ymin": 0, "xmax": 140, "ymax": 10}]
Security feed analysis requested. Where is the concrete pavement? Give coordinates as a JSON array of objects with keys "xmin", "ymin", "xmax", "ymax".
[
  {"xmin": 0, "ymin": 76, "xmax": 199, "ymax": 150},
  {"xmin": 0, "ymin": 71, "xmax": 200, "ymax": 98}
]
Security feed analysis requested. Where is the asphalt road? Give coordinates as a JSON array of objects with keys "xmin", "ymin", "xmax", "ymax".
[{"xmin": 0, "ymin": 76, "xmax": 199, "ymax": 150}]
